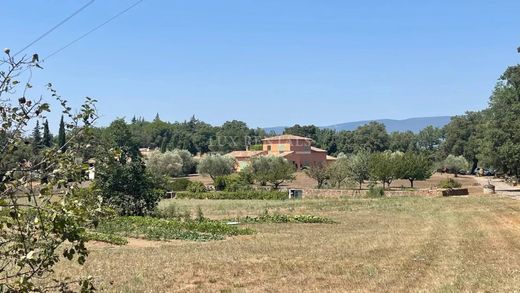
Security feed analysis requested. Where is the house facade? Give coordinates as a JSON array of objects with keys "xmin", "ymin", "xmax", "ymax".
[{"xmin": 228, "ymin": 134, "xmax": 336, "ymax": 171}]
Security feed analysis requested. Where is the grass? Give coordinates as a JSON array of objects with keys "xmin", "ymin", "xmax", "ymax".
[{"xmin": 54, "ymin": 196, "xmax": 520, "ymax": 292}]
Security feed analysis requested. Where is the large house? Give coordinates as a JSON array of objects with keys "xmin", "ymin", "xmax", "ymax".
[{"xmin": 228, "ymin": 134, "xmax": 336, "ymax": 171}]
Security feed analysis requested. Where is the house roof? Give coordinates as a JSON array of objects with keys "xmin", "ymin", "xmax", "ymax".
[
  {"xmin": 310, "ymin": 146, "xmax": 328, "ymax": 153},
  {"xmin": 262, "ymin": 134, "xmax": 312, "ymax": 142},
  {"xmin": 275, "ymin": 151, "xmax": 294, "ymax": 157},
  {"xmin": 227, "ymin": 150, "xmax": 266, "ymax": 158}
]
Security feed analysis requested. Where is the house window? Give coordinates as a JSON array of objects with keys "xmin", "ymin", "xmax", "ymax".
[{"xmin": 267, "ymin": 145, "xmax": 272, "ymax": 151}]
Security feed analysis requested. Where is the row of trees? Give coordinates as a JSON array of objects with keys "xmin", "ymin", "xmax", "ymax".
[{"xmin": 306, "ymin": 151, "xmax": 433, "ymax": 189}]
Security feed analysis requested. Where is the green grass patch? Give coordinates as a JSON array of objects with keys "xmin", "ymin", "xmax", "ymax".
[
  {"xmin": 176, "ymin": 190, "xmax": 288, "ymax": 200},
  {"xmin": 84, "ymin": 231, "xmax": 128, "ymax": 245},
  {"xmin": 233, "ymin": 212, "xmax": 337, "ymax": 224},
  {"xmin": 95, "ymin": 216, "xmax": 254, "ymax": 242}
]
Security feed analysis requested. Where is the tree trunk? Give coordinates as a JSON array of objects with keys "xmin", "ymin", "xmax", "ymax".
[
  {"xmin": 471, "ymin": 159, "xmax": 478, "ymax": 174},
  {"xmin": 409, "ymin": 179, "xmax": 414, "ymax": 188}
]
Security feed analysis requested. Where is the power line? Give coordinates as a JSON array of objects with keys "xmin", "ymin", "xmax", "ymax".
[
  {"xmin": 44, "ymin": 0, "xmax": 144, "ymax": 62},
  {"xmin": 13, "ymin": 0, "xmax": 95, "ymax": 57}
]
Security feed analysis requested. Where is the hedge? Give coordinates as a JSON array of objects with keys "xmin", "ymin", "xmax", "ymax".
[{"xmin": 175, "ymin": 190, "xmax": 288, "ymax": 200}]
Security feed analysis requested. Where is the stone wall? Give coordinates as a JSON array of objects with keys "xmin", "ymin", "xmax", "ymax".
[{"xmin": 300, "ymin": 188, "xmax": 443, "ymax": 199}]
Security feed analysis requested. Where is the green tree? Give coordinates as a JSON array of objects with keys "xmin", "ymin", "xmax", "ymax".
[
  {"xmin": 389, "ymin": 131, "xmax": 417, "ymax": 153},
  {"xmin": 442, "ymin": 112, "xmax": 483, "ymax": 173},
  {"xmin": 146, "ymin": 150, "xmax": 183, "ymax": 177},
  {"xmin": 353, "ymin": 122, "xmax": 390, "ymax": 153},
  {"xmin": 440, "ymin": 154, "xmax": 470, "ymax": 175},
  {"xmin": 251, "ymin": 156, "xmax": 295, "ymax": 189},
  {"xmin": 31, "ymin": 120, "xmax": 42, "ymax": 152},
  {"xmin": 42, "ymin": 119, "xmax": 52, "ymax": 147},
  {"xmin": 304, "ymin": 163, "xmax": 329, "ymax": 189},
  {"xmin": 417, "ymin": 126, "xmax": 442, "ymax": 152},
  {"xmin": 327, "ymin": 155, "xmax": 350, "ymax": 188},
  {"xmin": 95, "ymin": 154, "xmax": 162, "ymax": 216},
  {"xmin": 479, "ymin": 64, "xmax": 520, "ymax": 177},
  {"xmin": 58, "ymin": 115, "xmax": 66, "ymax": 150},
  {"xmin": 284, "ymin": 124, "xmax": 319, "ymax": 141},
  {"xmin": 347, "ymin": 150, "xmax": 371, "ymax": 189},
  {"xmin": 1, "ymin": 50, "xmax": 100, "ymax": 291},
  {"xmin": 211, "ymin": 120, "xmax": 250, "ymax": 153},
  {"xmin": 370, "ymin": 152, "xmax": 398, "ymax": 189},
  {"xmin": 395, "ymin": 153, "xmax": 433, "ymax": 188},
  {"xmin": 197, "ymin": 154, "xmax": 236, "ymax": 181}
]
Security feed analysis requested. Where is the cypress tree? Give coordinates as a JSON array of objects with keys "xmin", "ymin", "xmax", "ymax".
[
  {"xmin": 42, "ymin": 119, "xmax": 52, "ymax": 147},
  {"xmin": 58, "ymin": 115, "xmax": 66, "ymax": 150},
  {"xmin": 32, "ymin": 121, "xmax": 42, "ymax": 152}
]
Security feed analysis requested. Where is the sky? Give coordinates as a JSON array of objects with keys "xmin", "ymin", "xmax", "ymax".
[{"xmin": 2, "ymin": 0, "xmax": 520, "ymax": 129}]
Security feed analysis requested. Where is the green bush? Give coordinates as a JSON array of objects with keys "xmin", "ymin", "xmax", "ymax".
[
  {"xmin": 367, "ymin": 186, "xmax": 385, "ymax": 197},
  {"xmin": 214, "ymin": 174, "xmax": 252, "ymax": 192},
  {"xmin": 187, "ymin": 181, "xmax": 206, "ymax": 193},
  {"xmin": 176, "ymin": 190, "xmax": 287, "ymax": 200},
  {"xmin": 438, "ymin": 178, "xmax": 462, "ymax": 189},
  {"xmin": 214, "ymin": 176, "xmax": 227, "ymax": 191},
  {"xmin": 169, "ymin": 178, "xmax": 191, "ymax": 191}
]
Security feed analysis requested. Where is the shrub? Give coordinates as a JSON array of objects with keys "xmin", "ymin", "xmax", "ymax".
[
  {"xmin": 176, "ymin": 190, "xmax": 288, "ymax": 200},
  {"xmin": 214, "ymin": 173, "xmax": 252, "ymax": 192},
  {"xmin": 367, "ymin": 186, "xmax": 385, "ymax": 197},
  {"xmin": 214, "ymin": 176, "xmax": 227, "ymax": 191},
  {"xmin": 187, "ymin": 181, "xmax": 207, "ymax": 193},
  {"xmin": 169, "ymin": 178, "xmax": 191, "ymax": 191},
  {"xmin": 438, "ymin": 178, "xmax": 462, "ymax": 189}
]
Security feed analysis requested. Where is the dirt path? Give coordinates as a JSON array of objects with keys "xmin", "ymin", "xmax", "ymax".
[{"xmin": 474, "ymin": 176, "xmax": 520, "ymax": 199}]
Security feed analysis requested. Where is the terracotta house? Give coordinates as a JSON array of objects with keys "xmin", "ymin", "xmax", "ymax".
[{"xmin": 228, "ymin": 134, "xmax": 336, "ymax": 171}]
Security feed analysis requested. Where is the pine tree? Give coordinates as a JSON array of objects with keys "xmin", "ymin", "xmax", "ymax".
[
  {"xmin": 32, "ymin": 121, "xmax": 42, "ymax": 152},
  {"xmin": 154, "ymin": 113, "xmax": 161, "ymax": 122},
  {"xmin": 131, "ymin": 116, "xmax": 137, "ymax": 124},
  {"xmin": 58, "ymin": 115, "xmax": 66, "ymax": 150},
  {"xmin": 42, "ymin": 119, "xmax": 52, "ymax": 147}
]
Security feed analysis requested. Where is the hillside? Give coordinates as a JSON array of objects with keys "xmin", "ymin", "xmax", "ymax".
[{"xmin": 264, "ymin": 116, "xmax": 452, "ymax": 134}]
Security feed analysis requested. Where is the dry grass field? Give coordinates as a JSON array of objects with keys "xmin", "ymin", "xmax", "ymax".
[{"xmin": 52, "ymin": 195, "xmax": 520, "ymax": 292}]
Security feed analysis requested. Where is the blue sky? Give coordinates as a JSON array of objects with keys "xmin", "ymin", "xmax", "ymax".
[{"xmin": 2, "ymin": 0, "xmax": 520, "ymax": 129}]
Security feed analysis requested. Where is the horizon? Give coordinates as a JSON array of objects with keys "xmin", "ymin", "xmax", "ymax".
[{"xmin": 2, "ymin": 1, "xmax": 519, "ymax": 129}]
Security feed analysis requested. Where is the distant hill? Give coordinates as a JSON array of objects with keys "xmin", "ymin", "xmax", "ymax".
[{"xmin": 264, "ymin": 116, "xmax": 452, "ymax": 134}]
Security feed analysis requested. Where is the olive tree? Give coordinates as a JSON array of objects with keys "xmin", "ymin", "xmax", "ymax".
[
  {"xmin": 370, "ymin": 152, "xmax": 399, "ymax": 189},
  {"xmin": 1, "ymin": 49, "xmax": 100, "ymax": 291},
  {"xmin": 347, "ymin": 150, "xmax": 371, "ymax": 190},
  {"xmin": 146, "ymin": 150, "xmax": 183, "ymax": 177},
  {"xmin": 304, "ymin": 163, "xmax": 329, "ymax": 189},
  {"xmin": 251, "ymin": 156, "xmax": 295, "ymax": 189},
  {"xmin": 327, "ymin": 155, "xmax": 350, "ymax": 188},
  {"xmin": 197, "ymin": 154, "xmax": 235, "ymax": 181}
]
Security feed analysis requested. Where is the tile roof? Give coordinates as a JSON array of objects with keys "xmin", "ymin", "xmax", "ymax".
[
  {"xmin": 262, "ymin": 134, "xmax": 312, "ymax": 141},
  {"xmin": 227, "ymin": 150, "xmax": 266, "ymax": 158},
  {"xmin": 310, "ymin": 146, "xmax": 328, "ymax": 153}
]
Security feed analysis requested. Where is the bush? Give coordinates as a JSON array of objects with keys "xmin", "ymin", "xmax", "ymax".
[
  {"xmin": 214, "ymin": 173, "xmax": 252, "ymax": 192},
  {"xmin": 438, "ymin": 178, "xmax": 462, "ymax": 189},
  {"xmin": 169, "ymin": 178, "xmax": 191, "ymax": 191},
  {"xmin": 176, "ymin": 190, "xmax": 288, "ymax": 200},
  {"xmin": 367, "ymin": 186, "xmax": 385, "ymax": 197},
  {"xmin": 187, "ymin": 181, "xmax": 206, "ymax": 193}
]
